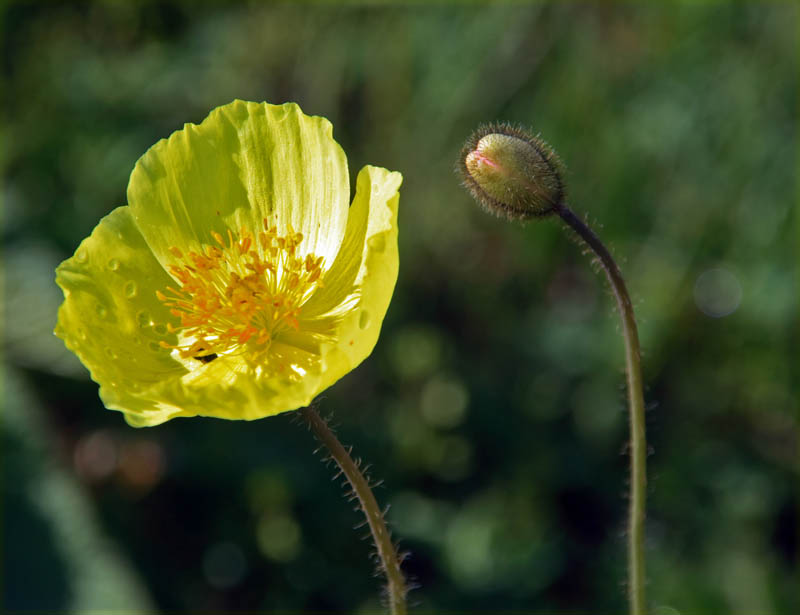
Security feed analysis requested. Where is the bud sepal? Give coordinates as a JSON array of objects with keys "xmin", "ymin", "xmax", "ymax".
[{"xmin": 459, "ymin": 123, "xmax": 565, "ymax": 221}]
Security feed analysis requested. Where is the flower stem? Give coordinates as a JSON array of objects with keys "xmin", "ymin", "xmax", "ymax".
[
  {"xmin": 557, "ymin": 203, "xmax": 647, "ymax": 615},
  {"xmin": 299, "ymin": 406, "xmax": 408, "ymax": 615}
]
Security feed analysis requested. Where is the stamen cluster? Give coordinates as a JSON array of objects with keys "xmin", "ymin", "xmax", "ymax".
[{"xmin": 157, "ymin": 220, "xmax": 324, "ymax": 363}]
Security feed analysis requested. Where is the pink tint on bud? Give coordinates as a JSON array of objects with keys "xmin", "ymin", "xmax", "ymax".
[{"xmin": 467, "ymin": 150, "xmax": 501, "ymax": 170}]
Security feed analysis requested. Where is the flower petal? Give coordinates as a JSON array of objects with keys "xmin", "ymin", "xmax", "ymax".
[
  {"xmin": 303, "ymin": 165, "xmax": 402, "ymax": 391},
  {"xmin": 127, "ymin": 100, "xmax": 350, "ymax": 269},
  {"xmin": 303, "ymin": 165, "xmax": 402, "ymax": 319},
  {"xmin": 54, "ymin": 208, "xmax": 323, "ymax": 427},
  {"xmin": 137, "ymin": 347, "xmax": 326, "ymax": 424},
  {"xmin": 54, "ymin": 207, "xmax": 190, "ymax": 423}
]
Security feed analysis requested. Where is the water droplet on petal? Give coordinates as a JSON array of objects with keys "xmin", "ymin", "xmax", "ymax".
[
  {"xmin": 96, "ymin": 304, "xmax": 108, "ymax": 319},
  {"xmin": 122, "ymin": 380, "xmax": 141, "ymax": 393},
  {"xmin": 78, "ymin": 328, "xmax": 88, "ymax": 340},
  {"xmin": 137, "ymin": 311, "xmax": 152, "ymax": 328},
  {"xmin": 368, "ymin": 235, "xmax": 386, "ymax": 253},
  {"xmin": 124, "ymin": 281, "xmax": 138, "ymax": 298},
  {"xmin": 358, "ymin": 310, "xmax": 370, "ymax": 330},
  {"xmin": 75, "ymin": 248, "xmax": 88, "ymax": 263},
  {"xmin": 105, "ymin": 348, "xmax": 118, "ymax": 359},
  {"xmin": 107, "ymin": 259, "xmax": 120, "ymax": 271}
]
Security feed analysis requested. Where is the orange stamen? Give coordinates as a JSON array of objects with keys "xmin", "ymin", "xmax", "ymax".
[{"xmin": 157, "ymin": 228, "xmax": 326, "ymax": 365}]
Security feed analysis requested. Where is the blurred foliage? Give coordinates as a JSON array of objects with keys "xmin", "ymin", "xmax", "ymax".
[{"xmin": 2, "ymin": 2, "xmax": 798, "ymax": 613}]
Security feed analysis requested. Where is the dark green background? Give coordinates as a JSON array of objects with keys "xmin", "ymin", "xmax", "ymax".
[{"xmin": 3, "ymin": 2, "xmax": 797, "ymax": 613}]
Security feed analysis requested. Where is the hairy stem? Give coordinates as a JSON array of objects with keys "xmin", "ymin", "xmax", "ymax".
[
  {"xmin": 299, "ymin": 406, "xmax": 407, "ymax": 615},
  {"xmin": 557, "ymin": 204, "xmax": 647, "ymax": 615}
]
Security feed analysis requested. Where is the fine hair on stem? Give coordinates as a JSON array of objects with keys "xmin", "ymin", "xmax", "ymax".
[
  {"xmin": 459, "ymin": 124, "xmax": 648, "ymax": 614},
  {"xmin": 298, "ymin": 405, "xmax": 408, "ymax": 615}
]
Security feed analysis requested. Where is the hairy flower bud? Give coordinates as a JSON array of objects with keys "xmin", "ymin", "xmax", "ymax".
[{"xmin": 459, "ymin": 123, "xmax": 565, "ymax": 220}]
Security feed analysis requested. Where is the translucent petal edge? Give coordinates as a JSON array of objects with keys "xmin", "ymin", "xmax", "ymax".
[
  {"xmin": 54, "ymin": 206, "xmax": 192, "ymax": 426},
  {"xmin": 315, "ymin": 165, "xmax": 402, "ymax": 392}
]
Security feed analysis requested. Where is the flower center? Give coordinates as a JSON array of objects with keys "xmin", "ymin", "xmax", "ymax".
[{"xmin": 157, "ymin": 220, "xmax": 324, "ymax": 364}]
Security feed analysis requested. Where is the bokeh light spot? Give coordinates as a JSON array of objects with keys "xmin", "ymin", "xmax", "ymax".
[
  {"xmin": 420, "ymin": 376, "xmax": 469, "ymax": 428},
  {"xmin": 390, "ymin": 491, "xmax": 444, "ymax": 541},
  {"xmin": 256, "ymin": 513, "xmax": 302, "ymax": 562},
  {"xmin": 694, "ymin": 268, "xmax": 742, "ymax": 318},
  {"xmin": 445, "ymin": 503, "xmax": 497, "ymax": 588},
  {"xmin": 73, "ymin": 430, "xmax": 118, "ymax": 482},
  {"xmin": 117, "ymin": 439, "xmax": 165, "ymax": 493},
  {"xmin": 572, "ymin": 380, "xmax": 622, "ymax": 446},
  {"xmin": 389, "ymin": 326, "xmax": 442, "ymax": 380},
  {"xmin": 432, "ymin": 435, "xmax": 474, "ymax": 482},
  {"xmin": 203, "ymin": 542, "xmax": 247, "ymax": 590},
  {"xmin": 244, "ymin": 470, "xmax": 292, "ymax": 515}
]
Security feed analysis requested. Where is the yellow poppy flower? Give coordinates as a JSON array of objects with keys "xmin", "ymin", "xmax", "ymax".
[{"xmin": 55, "ymin": 100, "xmax": 402, "ymax": 427}]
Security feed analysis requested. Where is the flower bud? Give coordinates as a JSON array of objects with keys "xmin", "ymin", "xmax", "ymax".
[{"xmin": 459, "ymin": 124, "xmax": 564, "ymax": 220}]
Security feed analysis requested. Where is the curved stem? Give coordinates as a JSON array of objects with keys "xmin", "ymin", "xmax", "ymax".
[
  {"xmin": 299, "ymin": 406, "xmax": 407, "ymax": 615},
  {"xmin": 557, "ymin": 204, "xmax": 647, "ymax": 615}
]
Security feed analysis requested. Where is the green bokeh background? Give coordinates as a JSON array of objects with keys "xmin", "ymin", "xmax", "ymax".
[{"xmin": 3, "ymin": 2, "xmax": 797, "ymax": 613}]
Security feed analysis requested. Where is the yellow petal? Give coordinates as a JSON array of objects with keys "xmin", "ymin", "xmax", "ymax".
[
  {"xmin": 136, "ymin": 347, "xmax": 325, "ymax": 424},
  {"xmin": 306, "ymin": 165, "xmax": 402, "ymax": 392},
  {"xmin": 54, "ymin": 207, "xmax": 190, "ymax": 423},
  {"xmin": 303, "ymin": 165, "xmax": 402, "ymax": 319},
  {"xmin": 127, "ymin": 101, "xmax": 350, "ymax": 270}
]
